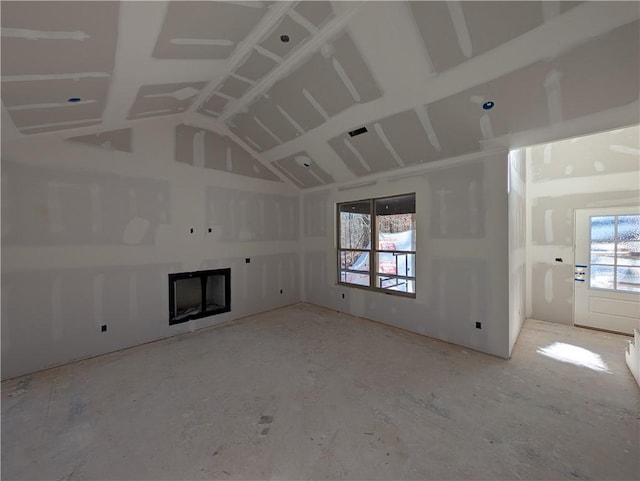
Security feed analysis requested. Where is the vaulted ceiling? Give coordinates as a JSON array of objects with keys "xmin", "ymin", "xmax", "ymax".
[{"xmin": 2, "ymin": 1, "xmax": 639, "ymax": 188}]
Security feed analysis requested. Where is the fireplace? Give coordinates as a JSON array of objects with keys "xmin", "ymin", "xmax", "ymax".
[{"xmin": 169, "ymin": 268, "xmax": 231, "ymax": 325}]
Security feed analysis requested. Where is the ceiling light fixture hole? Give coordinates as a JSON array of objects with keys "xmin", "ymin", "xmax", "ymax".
[
  {"xmin": 280, "ymin": 34, "xmax": 290, "ymax": 43},
  {"xmin": 482, "ymin": 101, "xmax": 495, "ymax": 110}
]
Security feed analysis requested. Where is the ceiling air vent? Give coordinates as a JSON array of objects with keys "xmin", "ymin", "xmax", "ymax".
[{"xmin": 348, "ymin": 126, "xmax": 368, "ymax": 137}]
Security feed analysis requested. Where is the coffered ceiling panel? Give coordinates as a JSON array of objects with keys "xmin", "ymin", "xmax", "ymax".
[
  {"xmin": 128, "ymin": 82, "xmax": 207, "ymax": 120},
  {"xmin": 1, "ymin": 1, "xmax": 118, "ymax": 134},
  {"xmin": 1, "ymin": 1, "xmax": 118, "ymax": 75},
  {"xmin": 293, "ymin": 1, "xmax": 335, "ymax": 28},
  {"xmin": 411, "ymin": 1, "xmax": 579, "ymax": 73},
  {"xmin": 153, "ymin": 1, "xmax": 268, "ymax": 59},
  {"xmin": 67, "ymin": 128, "xmax": 133, "ymax": 153},
  {"xmin": 228, "ymin": 31, "xmax": 383, "ymax": 151}
]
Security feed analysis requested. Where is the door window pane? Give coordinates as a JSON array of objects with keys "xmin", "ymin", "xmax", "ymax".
[
  {"xmin": 591, "ymin": 242, "xmax": 615, "ymax": 265},
  {"xmin": 617, "ymin": 241, "xmax": 640, "ymax": 266},
  {"xmin": 617, "ymin": 215, "xmax": 640, "ymax": 240},
  {"xmin": 590, "ymin": 265, "xmax": 615, "ymax": 290},
  {"xmin": 591, "ymin": 216, "xmax": 615, "ymax": 241},
  {"xmin": 616, "ymin": 266, "xmax": 640, "ymax": 293}
]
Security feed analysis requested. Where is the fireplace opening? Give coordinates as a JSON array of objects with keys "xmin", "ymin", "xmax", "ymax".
[{"xmin": 169, "ymin": 268, "xmax": 230, "ymax": 325}]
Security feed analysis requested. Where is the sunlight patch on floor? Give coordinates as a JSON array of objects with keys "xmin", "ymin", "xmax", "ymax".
[{"xmin": 537, "ymin": 342, "xmax": 611, "ymax": 373}]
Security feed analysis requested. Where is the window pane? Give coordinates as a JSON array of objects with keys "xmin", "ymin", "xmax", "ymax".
[
  {"xmin": 375, "ymin": 194, "xmax": 416, "ymax": 216},
  {"xmin": 617, "ymin": 241, "xmax": 640, "ymax": 266},
  {"xmin": 616, "ymin": 266, "xmax": 640, "ymax": 292},
  {"xmin": 618, "ymin": 215, "xmax": 640, "ymax": 241},
  {"xmin": 339, "ymin": 250, "xmax": 370, "ymax": 286},
  {"xmin": 377, "ymin": 276, "xmax": 416, "ymax": 294},
  {"xmin": 339, "ymin": 201, "xmax": 371, "ymax": 250},
  {"xmin": 590, "ymin": 242, "xmax": 615, "ymax": 265},
  {"xmin": 591, "ymin": 216, "xmax": 615, "ymax": 241},
  {"xmin": 376, "ymin": 252, "xmax": 415, "ymax": 276},
  {"xmin": 590, "ymin": 265, "xmax": 615, "ymax": 290},
  {"xmin": 377, "ymin": 213, "xmax": 416, "ymax": 251}
]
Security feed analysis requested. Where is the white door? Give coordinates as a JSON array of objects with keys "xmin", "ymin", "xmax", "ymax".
[{"xmin": 574, "ymin": 206, "xmax": 640, "ymax": 335}]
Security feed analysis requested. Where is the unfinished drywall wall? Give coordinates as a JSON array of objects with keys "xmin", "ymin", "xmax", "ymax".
[
  {"xmin": 302, "ymin": 150, "xmax": 511, "ymax": 358},
  {"xmin": 1, "ymin": 116, "xmax": 300, "ymax": 380},
  {"xmin": 509, "ymin": 148, "xmax": 526, "ymax": 355},
  {"xmin": 526, "ymin": 124, "xmax": 640, "ymax": 325}
]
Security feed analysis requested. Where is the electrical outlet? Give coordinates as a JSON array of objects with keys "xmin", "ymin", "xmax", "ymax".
[
  {"xmin": 245, "ymin": 258, "xmax": 250, "ymax": 263},
  {"xmin": 341, "ymin": 293, "xmax": 345, "ymax": 299},
  {"xmin": 101, "ymin": 324, "xmax": 107, "ymax": 332},
  {"xmin": 280, "ymin": 289, "xmax": 283, "ymax": 294},
  {"xmin": 475, "ymin": 321, "xmax": 482, "ymax": 329}
]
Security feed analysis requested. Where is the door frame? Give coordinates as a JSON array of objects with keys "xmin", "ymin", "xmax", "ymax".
[{"xmin": 573, "ymin": 205, "xmax": 640, "ymax": 334}]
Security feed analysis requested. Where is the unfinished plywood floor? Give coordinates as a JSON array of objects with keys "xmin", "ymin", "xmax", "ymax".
[{"xmin": 2, "ymin": 303, "xmax": 638, "ymax": 480}]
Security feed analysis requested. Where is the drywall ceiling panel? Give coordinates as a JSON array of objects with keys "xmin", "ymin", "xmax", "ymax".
[
  {"xmin": 234, "ymin": 50, "xmax": 278, "ymax": 82},
  {"xmin": 249, "ymin": 97, "xmax": 300, "ymax": 143},
  {"xmin": 67, "ymin": 128, "xmax": 133, "ymax": 153},
  {"xmin": 293, "ymin": 1, "xmax": 335, "ymax": 28},
  {"xmin": 330, "ymin": 32, "xmax": 383, "ymax": 104},
  {"xmin": 218, "ymin": 76, "xmax": 252, "ymax": 99},
  {"xmin": 8, "ymin": 102, "xmax": 103, "ymax": 129},
  {"xmin": 260, "ymin": 14, "xmax": 311, "ymax": 58},
  {"xmin": 411, "ymin": 1, "xmax": 563, "ymax": 73},
  {"xmin": 409, "ymin": 2, "xmax": 467, "ymax": 73},
  {"xmin": 228, "ymin": 143, "xmax": 280, "ymax": 181},
  {"xmin": 1, "ymin": 77, "xmax": 109, "ymax": 107},
  {"xmin": 328, "ymin": 127, "xmax": 401, "ymax": 176},
  {"xmin": 551, "ymin": 20, "xmax": 639, "ymax": 122},
  {"xmin": 267, "ymin": 79, "xmax": 326, "ymax": 132},
  {"xmin": 272, "ymin": 152, "xmax": 333, "ymax": 189},
  {"xmin": 375, "ymin": 109, "xmax": 441, "ymax": 167},
  {"xmin": 127, "ymin": 82, "xmax": 206, "ymax": 119},
  {"xmin": 265, "ymin": 32, "xmax": 382, "ymax": 124},
  {"xmin": 530, "ymin": 125, "xmax": 640, "ymax": 181},
  {"xmin": 199, "ymin": 95, "xmax": 228, "ymax": 117},
  {"xmin": 426, "ymin": 60, "xmax": 549, "ymax": 153},
  {"xmin": 17, "ymin": 119, "xmax": 102, "ymax": 135},
  {"xmin": 153, "ymin": 1, "xmax": 267, "ymax": 59},
  {"xmin": 0, "ymin": 1, "xmax": 118, "ymax": 75},
  {"xmin": 462, "ymin": 2, "xmax": 543, "ymax": 58},
  {"xmin": 174, "ymin": 124, "xmax": 279, "ymax": 181},
  {"xmin": 228, "ymin": 113, "xmax": 280, "ymax": 152},
  {"xmin": 2, "ymin": 76, "xmax": 110, "ymax": 133}
]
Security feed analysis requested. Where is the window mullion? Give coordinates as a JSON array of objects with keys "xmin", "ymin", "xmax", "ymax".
[{"xmin": 370, "ymin": 199, "xmax": 375, "ymax": 289}]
